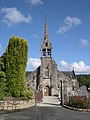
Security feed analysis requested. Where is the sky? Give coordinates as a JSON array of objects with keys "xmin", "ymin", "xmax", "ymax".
[{"xmin": 0, "ymin": 0, "xmax": 90, "ymax": 74}]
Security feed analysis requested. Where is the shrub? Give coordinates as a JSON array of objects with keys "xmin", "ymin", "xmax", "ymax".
[
  {"xmin": 0, "ymin": 88, "xmax": 4, "ymax": 101},
  {"xmin": 4, "ymin": 92, "xmax": 11, "ymax": 97},
  {"xmin": 66, "ymin": 96, "xmax": 90, "ymax": 109},
  {"xmin": 26, "ymin": 89, "xmax": 33, "ymax": 99},
  {"xmin": 21, "ymin": 88, "xmax": 33, "ymax": 100}
]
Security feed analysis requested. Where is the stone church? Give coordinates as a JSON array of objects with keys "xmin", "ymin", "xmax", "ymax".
[{"xmin": 26, "ymin": 19, "xmax": 79, "ymax": 102}]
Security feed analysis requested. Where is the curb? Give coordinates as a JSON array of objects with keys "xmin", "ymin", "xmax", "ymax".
[{"xmin": 63, "ymin": 105, "xmax": 90, "ymax": 112}]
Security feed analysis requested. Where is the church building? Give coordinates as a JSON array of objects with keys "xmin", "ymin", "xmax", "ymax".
[{"xmin": 26, "ymin": 18, "xmax": 79, "ymax": 102}]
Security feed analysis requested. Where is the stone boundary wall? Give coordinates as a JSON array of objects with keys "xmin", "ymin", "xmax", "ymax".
[{"xmin": 0, "ymin": 99, "xmax": 35, "ymax": 110}]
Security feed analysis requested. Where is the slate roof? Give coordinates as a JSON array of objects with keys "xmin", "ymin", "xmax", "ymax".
[
  {"xmin": 26, "ymin": 71, "xmax": 33, "ymax": 77},
  {"xmin": 26, "ymin": 69, "xmax": 76, "ymax": 80},
  {"xmin": 62, "ymin": 70, "xmax": 76, "ymax": 79}
]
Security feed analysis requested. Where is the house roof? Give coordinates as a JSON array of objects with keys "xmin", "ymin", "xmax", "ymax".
[
  {"xmin": 26, "ymin": 71, "xmax": 33, "ymax": 77},
  {"xmin": 62, "ymin": 70, "xmax": 76, "ymax": 79}
]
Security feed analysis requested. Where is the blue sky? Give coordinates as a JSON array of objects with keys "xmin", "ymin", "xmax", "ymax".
[{"xmin": 0, "ymin": 0, "xmax": 90, "ymax": 73}]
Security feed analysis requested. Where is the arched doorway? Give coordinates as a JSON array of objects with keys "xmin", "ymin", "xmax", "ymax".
[{"xmin": 44, "ymin": 86, "xmax": 49, "ymax": 96}]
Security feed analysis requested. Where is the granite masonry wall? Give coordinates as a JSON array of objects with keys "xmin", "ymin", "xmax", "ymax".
[{"xmin": 0, "ymin": 99, "xmax": 35, "ymax": 110}]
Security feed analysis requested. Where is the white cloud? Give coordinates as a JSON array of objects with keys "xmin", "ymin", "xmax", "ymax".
[
  {"xmin": 27, "ymin": 58, "xmax": 90, "ymax": 73},
  {"xmin": 0, "ymin": 44, "xmax": 2, "ymax": 50},
  {"xmin": 27, "ymin": 58, "xmax": 41, "ymax": 69},
  {"xmin": 26, "ymin": 0, "xmax": 43, "ymax": 5},
  {"xmin": 80, "ymin": 39, "xmax": 89, "ymax": 47},
  {"xmin": 1, "ymin": 7, "xmax": 32, "ymax": 26},
  {"xmin": 59, "ymin": 60, "xmax": 90, "ymax": 73},
  {"xmin": 59, "ymin": 60, "xmax": 70, "ymax": 70},
  {"xmin": 57, "ymin": 16, "xmax": 82, "ymax": 34}
]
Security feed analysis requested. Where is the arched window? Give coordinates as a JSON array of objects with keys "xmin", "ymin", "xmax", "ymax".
[
  {"xmin": 45, "ymin": 67, "xmax": 49, "ymax": 77},
  {"xmin": 42, "ymin": 49, "xmax": 46, "ymax": 56},
  {"xmin": 47, "ymin": 49, "xmax": 51, "ymax": 57},
  {"xmin": 72, "ymin": 86, "xmax": 75, "ymax": 91},
  {"xmin": 46, "ymin": 42, "xmax": 48, "ymax": 47},
  {"xmin": 45, "ymin": 71, "xmax": 49, "ymax": 77}
]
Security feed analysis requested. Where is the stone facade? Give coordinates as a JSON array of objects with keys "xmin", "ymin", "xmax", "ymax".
[{"xmin": 26, "ymin": 18, "xmax": 79, "ymax": 103}]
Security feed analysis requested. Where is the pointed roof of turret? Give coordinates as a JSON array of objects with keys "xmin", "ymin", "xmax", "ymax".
[{"xmin": 44, "ymin": 17, "xmax": 48, "ymax": 41}]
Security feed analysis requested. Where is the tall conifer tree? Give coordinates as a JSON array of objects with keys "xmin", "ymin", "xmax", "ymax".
[
  {"xmin": 0, "ymin": 57, "xmax": 6, "ymax": 100},
  {"xmin": 4, "ymin": 36, "xmax": 28, "ymax": 97}
]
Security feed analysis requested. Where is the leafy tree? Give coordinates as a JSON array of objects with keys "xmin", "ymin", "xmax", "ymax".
[
  {"xmin": 77, "ymin": 74, "xmax": 90, "ymax": 90},
  {"xmin": 4, "ymin": 35, "xmax": 28, "ymax": 97}
]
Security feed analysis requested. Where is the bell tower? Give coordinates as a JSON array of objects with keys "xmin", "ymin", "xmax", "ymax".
[
  {"xmin": 40, "ymin": 18, "xmax": 53, "ymax": 96},
  {"xmin": 41, "ymin": 18, "xmax": 52, "ymax": 58}
]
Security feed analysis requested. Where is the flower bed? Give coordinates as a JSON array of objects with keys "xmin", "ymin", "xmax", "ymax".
[{"xmin": 66, "ymin": 96, "xmax": 90, "ymax": 109}]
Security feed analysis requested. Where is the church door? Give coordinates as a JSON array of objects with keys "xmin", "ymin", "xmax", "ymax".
[{"xmin": 44, "ymin": 86, "xmax": 49, "ymax": 96}]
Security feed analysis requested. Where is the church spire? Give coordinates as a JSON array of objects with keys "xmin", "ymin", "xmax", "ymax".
[
  {"xmin": 41, "ymin": 17, "xmax": 52, "ymax": 58},
  {"xmin": 44, "ymin": 17, "xmax": 48, "ymax": 41}
]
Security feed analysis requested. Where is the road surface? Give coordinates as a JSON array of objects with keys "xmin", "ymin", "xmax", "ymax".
[{"xmin": 0, "ymin": 96, "xmax": 90, "ymax": 120}]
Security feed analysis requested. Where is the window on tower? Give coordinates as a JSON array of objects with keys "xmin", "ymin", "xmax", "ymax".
[
  {"xmin": 45, "ymin": 67, "xmax": 49, "ymax": 77},
  {"xmin": 42, "ymin": 49, "xmax": 46, "ymax": 56},
  {"xmin": 47, "ymin": 49, "xmax": 51, "ymax": 57},
  {"xmin": 46, "ymin": 42, "xmax": 48, "ymax": 47},
  {"xmin": 45, "ymin": 71, "xmax": 49, "ymax": 77}
]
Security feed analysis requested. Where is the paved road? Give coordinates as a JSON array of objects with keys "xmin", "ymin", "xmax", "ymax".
[
  {"xmin": 0, "ymin": 96, "xmax": 90, "ymax": 120},
  {"xmin": 0, "ymin": 106, "xmax": 90, "ymax": 120},
  {"xmin": 37, "ymin": 96, "xmax": 60, "ymax": 107}
]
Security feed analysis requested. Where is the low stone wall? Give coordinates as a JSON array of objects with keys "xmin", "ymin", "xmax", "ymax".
[{"xmin": 0, "ymin": 99, "xmax": 35, "ymax": 110}]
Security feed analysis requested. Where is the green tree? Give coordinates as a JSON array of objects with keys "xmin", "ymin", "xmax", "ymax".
[
  {"xmin": 4, "ymin": 36, "xmax": 28, "ymax": 97},
  {"xmin": 77, "ymin": 74, "xmax": 90, "ymax": 90},
  {"xmin": 0, "ymin": 58, "xmax": 6, "ymax": 100}
]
